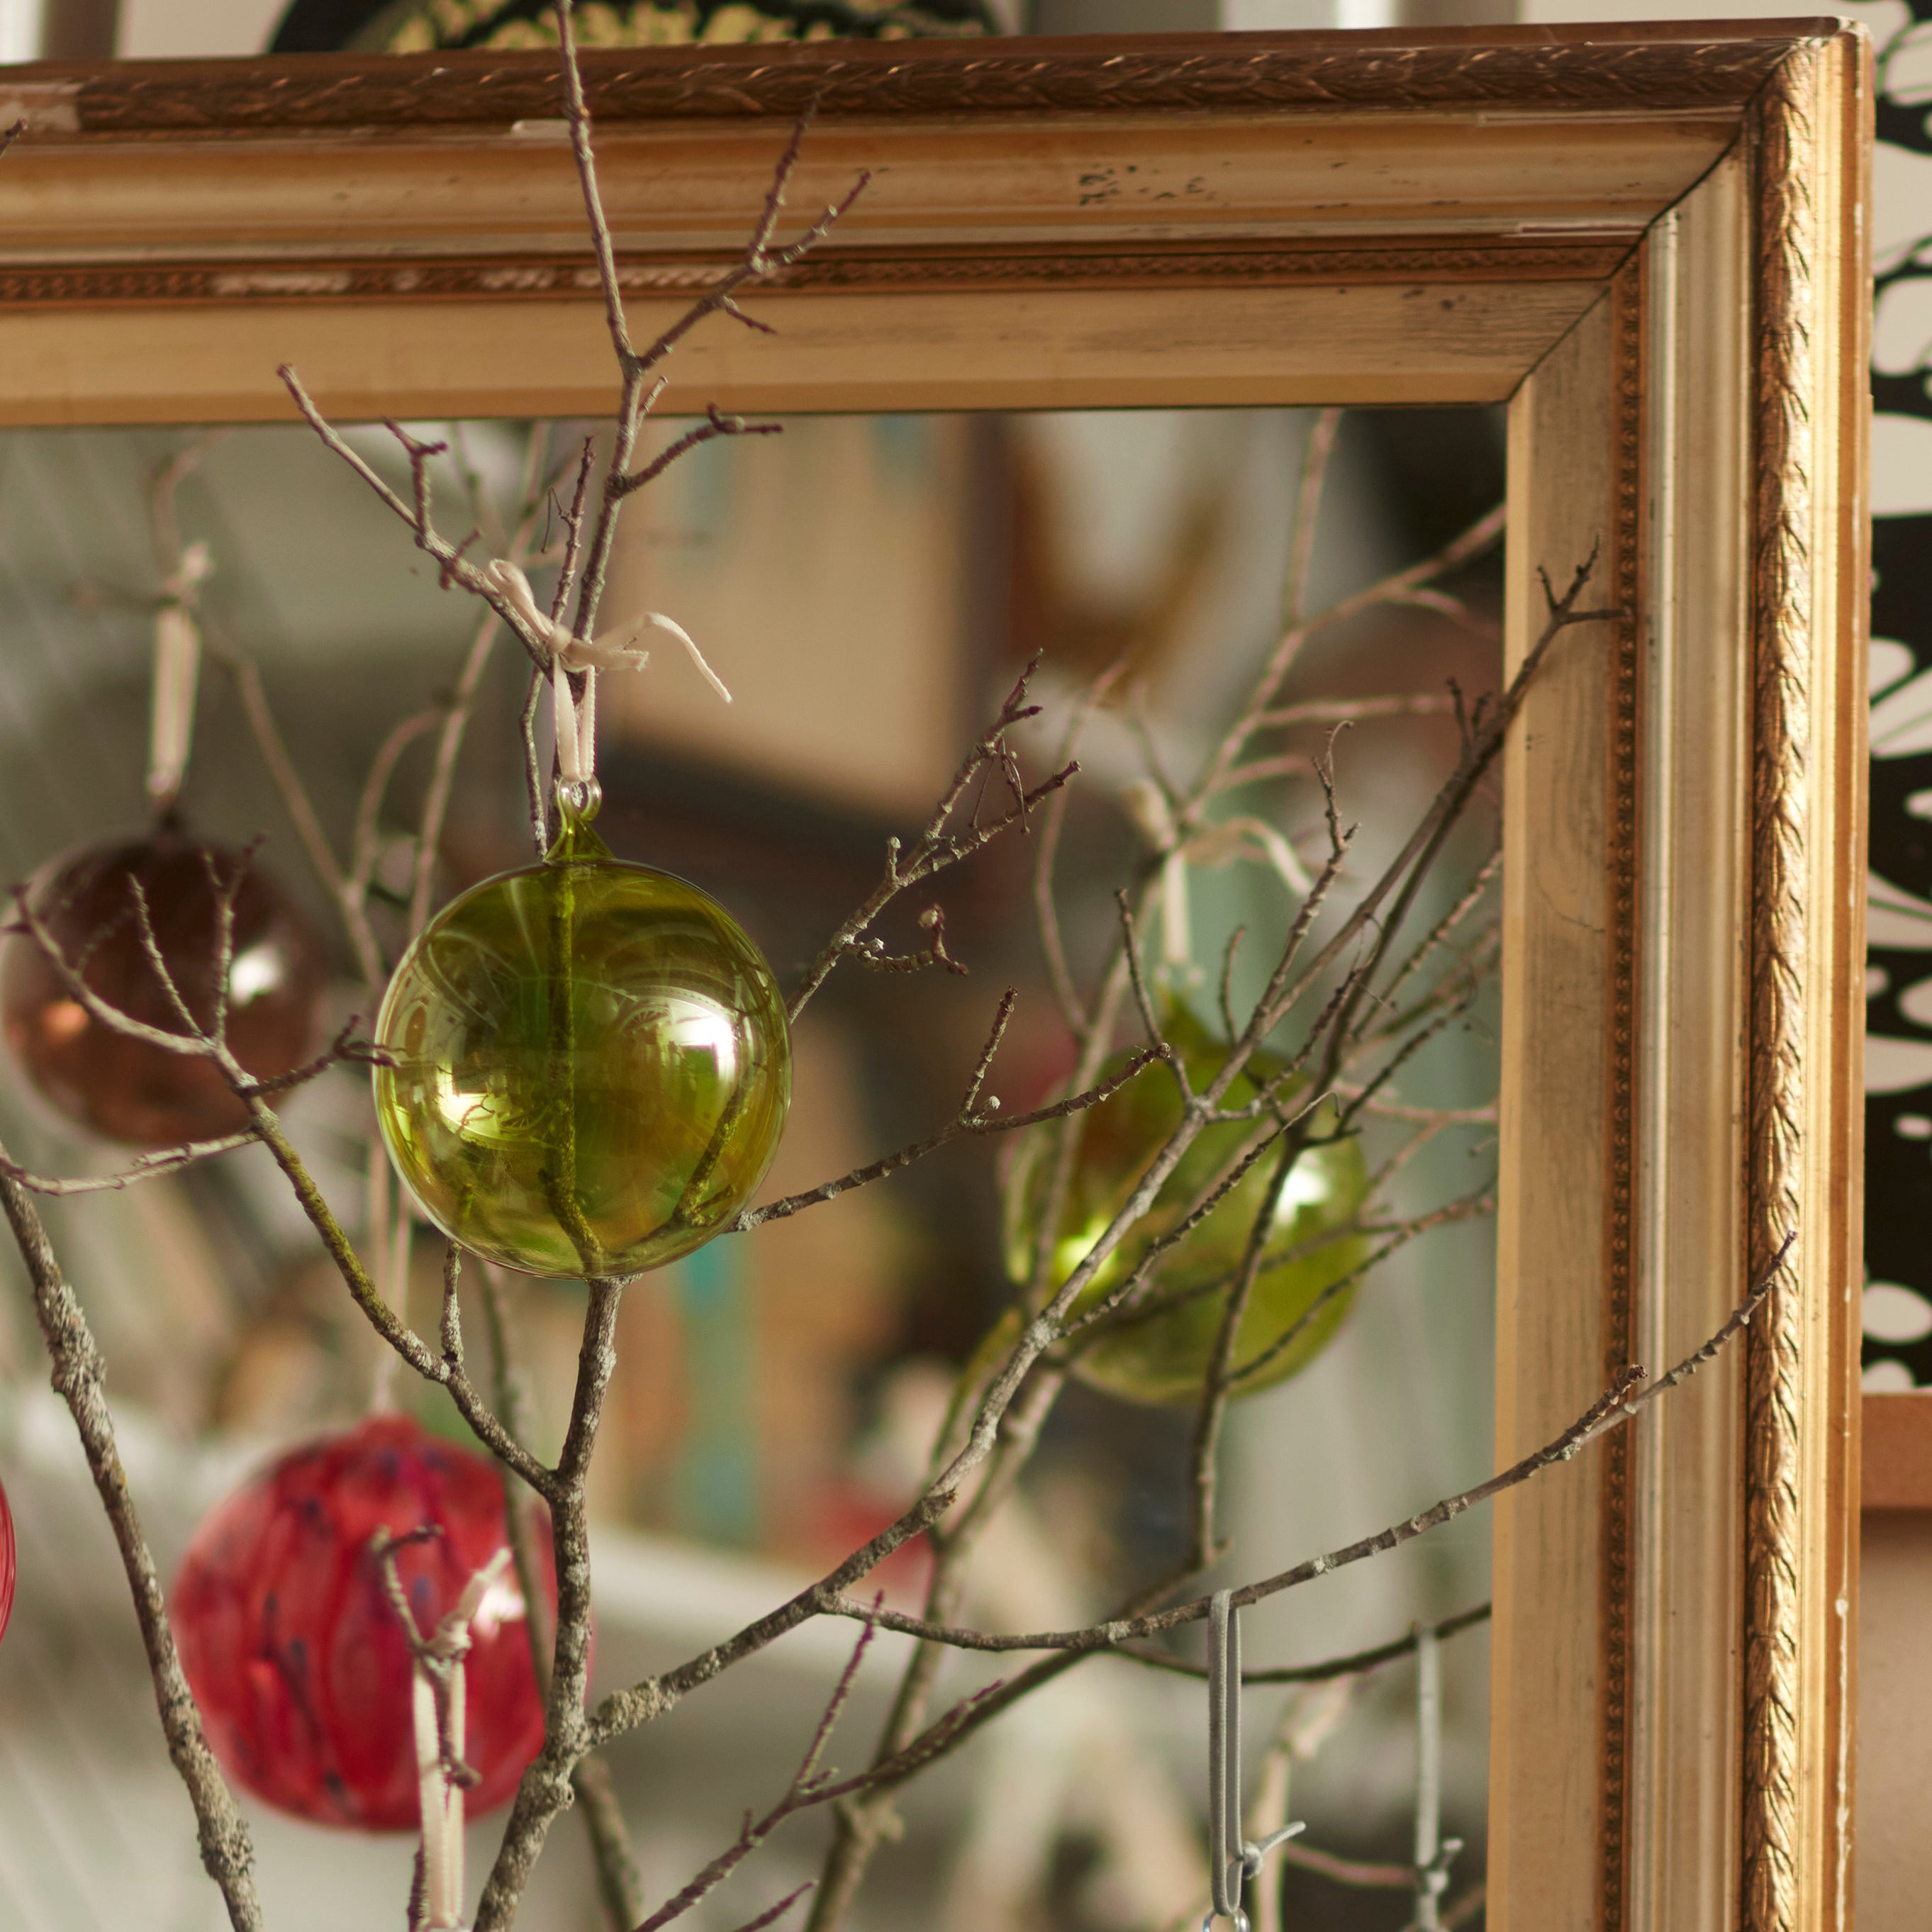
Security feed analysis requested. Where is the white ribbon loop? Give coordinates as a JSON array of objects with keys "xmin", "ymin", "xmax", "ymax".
[
  {"xmin": 1120, "ymin": 781, "xmax": 1317, "ymax": 990},
  {"xmin": 147, "ymin": 541, "xmax": 213, "ymax": 811},
  {"xmin": 411, "ymin": 1546, "xmax": 515, "ymax": 1932},
  {"xmin": 483, "ymin": 557, "xmax": 730, "ymax": 790}
]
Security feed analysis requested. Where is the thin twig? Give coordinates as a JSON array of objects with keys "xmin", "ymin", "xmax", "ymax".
[
  {"xmin": 1032, "ymin": 654, "xmax": 1129, "ymax": 1037},
  {"xmin": 277, "ymin": 369, "xmax": 548, "ymax": 668},
  {"xmin": 1194, "ymin": 501, "xmax": 1506, "ymax": 808},
  {"xmin": 631, "ymin": 1615, "xmax": 881, "ymax": 1932},
  {"xmin": 247, "ymin": 1112, "xmax": 556, "ymax": 1499},
  {"xmin": 474, "ymin": 1273, "xmax": 630, "ymax": 1928},
  {"xmin": 0, "ymin": 1154, "xmax": 264, "ymax": 1931},
  {"xmin": 1282, "ymin": 408, "xmax": 1342, "ymax": 626},
  {"xmin": 1251, "ymin": 692, "xmax": 1461, "ymax": 730},
  {"xmin": 815, "ymin": 1243, "xmax": 1790, "ymax": 1658},
  {"xmin": 730, "ymin": 998, "xmax": 1166, "ymax": 1233},
  {"xmin": 349, "ymin": 705, "xmax": 443, "ymax": 913},
  {"xmin": 788, "ymin": 657, "xmax": 1074, "ymax": 1022},
  {"xmin": 206, "ymin": 627, "xmax": 384, "ymax": 987},
  {"xmin": 0, "ymin": 1132, "xmax": 255, "ymax": 1195},
  {"xmin": 1276, "ymin": 1842, "xmax": 1412, "ymax": 1889},
  {"xmin": 1112, "ymin": 1600, "xmax": 1492, "ymax": 1685},
  {"xmin": 480, "ymin": 1271, "xmax": 646, "ymax": 1931},
  {"xmin": 521, "ymin": 664, "xmax": 549, "ymax": 859}
]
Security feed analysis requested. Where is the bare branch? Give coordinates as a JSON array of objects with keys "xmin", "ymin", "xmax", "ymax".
[
  {"xmin": 1249, "ymin": 691, "xmax": 1459, "ymax": 731},
  {"xmin": 480, "ymin": 1271, "xmax": 644, "ymax": 1931},
  {"xmin": 595, "ymin": 564, "xmax": 1602, "ymax": 1785},
  {"xmin": 845, "ymin": 902, "xmax": 967, "ymax": 980},
  {"xmin": 1283, "ymin": 407, "xmax": 1342, "ymax": 626},
  {"xmin": 277, "ymin": 367, "xmax": 547, "ymax": 668},
  {"xmin": 409, "ymin": 605, "xmax": 503, "ymax": 939},
  {"xmin": 1116, "ymin": 888, "xmax": 1169, "ymax": 1057},
  {"xmin": 1032, "ymin": 654, "xmax": 1129, "ymax": 1037},
  {"xmin": 552, "ymin": 0, "xmax": 865, "ymax": 652},
  {"xmin": 474, "ymin": 1273, "xmax": 629, "ymax": 1927},
  {"xmin": 1353, "ymin": 844, "xmax": 1500, "ymax": 1041},
  {"xmin": 1217, "ymin": 925, "xmax": 1246, "ymax": 1045},
  {"xmin": 628, "ymin": 1615, "xmax": 881, "ymax": 1932},
  {"xmin": 1250, "ymin": 561, "xmax": 1618, "ymax": 1051},
  {"xmin": 349, "ymin": 705, "xmax": 442, "ymax": 910},
  {"xmin": 731, "ymin": 993, "xmax": 1171, "ymax": 1234},
  {"xmin": 203, "ymin": 622, "xmax": 386, "ymax": 988},
  {"xmin": 816, "ymin": 1242, "xmax": 1789, "ymax": 1658},
  {"xmin": 729, "ymin": 1884, "xmax": 815, "ymax": 1932},
  {"xmin": 0, "ymin": 1153, "xmax": 264, "ymax": 1931},
  {"xmin": 0, "ymin": 1131, "xmax": 255, "ymax": 1196},
  {"xmin": 1112, "ymin": 1599, "xmax": 1492, "ymax": 1685},
  {"xmin": 245, "ymin": 1107, "xmax": 557, "ymax": 1500},
  {"xmin": 788, "ymin": 657, "xmax": 1076, "ymax": 1022},
  {"xmin": 549, "ymin": 434, "xmax": 598, "ymax": 625},
  {"xmin": 9, "ymin": 886, "xmax": 207, "ymax": 1059},
  {"xmin": 1277, "ymin": 1843, "xmax": 1412, "ymax": 1891},
  {"xmin": 612, "ymin": 404, "xmax": 784, "ymax": 501},
  {"xmin": 1225, "ymin": 1187, "xmax": 1495, "ymax": 1389},
  {"xmin": 521, "ymin": 663, "xmax": 549, "ymax": 860},
  {"xmin": 1195, "ymin": 500, "xmax": 1506, "ymax": 804}
]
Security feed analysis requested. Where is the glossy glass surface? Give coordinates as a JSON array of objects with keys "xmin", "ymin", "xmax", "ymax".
[
  {"xmin": 172, "ymin": 1414, "xmax": 553, "ymax": 1832},
  {"xmin": 0, "ymin": 1469, "xmax": 13, "ymax": 1651},
  {"xmin": 374, "ymin": 810, "xmax": 791, "ymax": 1280},
  {"xmin": 1001, "ymin": 1004, "xmax": 1368, "ymax": 1407},
  {"xmin": 1, "ymin": 830, "xmax": 325, "ymax": 1147}
]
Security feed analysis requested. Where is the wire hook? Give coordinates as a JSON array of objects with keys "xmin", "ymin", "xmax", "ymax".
[{"xmin": 1201, "ymin": 1590, "xmax": 1305, "ymax": 1932}]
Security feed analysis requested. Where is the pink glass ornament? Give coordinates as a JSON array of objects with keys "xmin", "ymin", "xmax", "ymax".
[
  {"xmin": 1, "ymin": 829, "xmax": 325, "ymax": 1148},
  {"xmin": 0, "ymin": 1468, "xmax": 14, "ymax": 1648},
  {"xmin": 172, "ymin": 1414, "xmax": 552, "ymax": 1831}
]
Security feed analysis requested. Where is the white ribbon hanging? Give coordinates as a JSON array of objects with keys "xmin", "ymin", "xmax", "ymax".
[
  {"xmin": 147, "ymin": 541, "xmax": 213, "ymax": 811},
  {"xmin": 1119, "ymin": 778, "xmax": 1315, "ymax": 986},
  {"xmin": 482, "ymin": 558, "xmax": 730, "ymax": 788},
  {"xmin": 411, "ymin": 1547, "xmax": 519, "ymax": 1932}
]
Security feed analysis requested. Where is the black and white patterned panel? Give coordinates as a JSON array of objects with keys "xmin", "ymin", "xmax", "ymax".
[{"xmin": 1863, "ymin": 4, "xmax": 1932, "ymax": 1386}]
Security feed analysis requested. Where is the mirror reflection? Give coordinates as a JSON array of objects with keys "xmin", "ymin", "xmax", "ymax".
[{"xmin": 0, "ymin": 399, "xmax": 1504, "ymax": 1932}]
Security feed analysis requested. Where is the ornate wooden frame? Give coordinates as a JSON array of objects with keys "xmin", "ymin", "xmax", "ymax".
[{"xmin": 0, "ymin": 21, "xmax": 1869, "ymax": 1931}]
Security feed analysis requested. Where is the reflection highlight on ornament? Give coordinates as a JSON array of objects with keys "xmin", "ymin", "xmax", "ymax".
[{"xmin": 227, "ymin": 939, "xmax": 286, "ymax": 1007}]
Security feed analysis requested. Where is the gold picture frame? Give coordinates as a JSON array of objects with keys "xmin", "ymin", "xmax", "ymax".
[{"xmin": 0, "ymin": 19, "xmax": 1870, "ymax": 1931}]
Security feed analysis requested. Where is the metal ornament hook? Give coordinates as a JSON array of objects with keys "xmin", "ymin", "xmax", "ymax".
[{"xmin": 1201, "ymin": 1590, "xmax": 1305, "ymax": 1932}]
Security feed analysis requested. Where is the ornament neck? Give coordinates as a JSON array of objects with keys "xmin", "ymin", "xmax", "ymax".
[{"xmin": 546, "ymin": 779, "xmax": 610, "ymax": 864}]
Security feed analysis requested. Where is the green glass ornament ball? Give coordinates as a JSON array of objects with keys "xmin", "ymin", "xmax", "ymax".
[
  {"xmin": 1000, "ymin": 1003, "xmax": 1368, "ymax": 1408},
  {"xmin": 374, "ymin": 808, "xmax": 790, "ymax": 1280}
]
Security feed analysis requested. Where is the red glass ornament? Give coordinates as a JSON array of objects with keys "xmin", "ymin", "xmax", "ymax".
[
  {"xmin": 173, "ymin": 1414, "xmax": 553, "ymax": 1831},
  {"xmin": 0, "ymin": 1468, "xmax": 15, "ymax": 1649},
  {"xmin": 1, "ymin": 828, "xmax": 325, "ymax": 1148}
]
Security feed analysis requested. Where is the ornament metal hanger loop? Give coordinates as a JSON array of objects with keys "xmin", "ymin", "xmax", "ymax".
[{"xmin": 1202, "ymin": 1590, "xmax": 1305, "ymax": 1932}]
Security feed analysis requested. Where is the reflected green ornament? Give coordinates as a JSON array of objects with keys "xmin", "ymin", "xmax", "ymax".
[
  {"xmin": 374, "ymin": 800, "xmax": 790, "ymax": 1279},
  {"xmin": 1000, "ymin": 1003, "xmax": 1368, "ymax": 1407}
]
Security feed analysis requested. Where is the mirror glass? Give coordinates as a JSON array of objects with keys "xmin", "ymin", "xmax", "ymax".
[{"xmin": 0, "ymin": 400, "xmax": 1503, "ymax": 1932}]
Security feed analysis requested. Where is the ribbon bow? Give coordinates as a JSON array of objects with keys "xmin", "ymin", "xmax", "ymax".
[
  {"xmin": 482, "ymin": 558, "xmax": 731, "ymax": 786},
  {"xmin": 147, "ymin": 540, "xmax": 214, "ymax": 811}
]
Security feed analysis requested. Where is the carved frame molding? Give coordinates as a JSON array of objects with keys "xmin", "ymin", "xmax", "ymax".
[
  {"xmin": 0, "ymin": 23, "xmax": 1869, "ymax": 1931},
  {"xmin": 0, "ymin": 28, "xmax": 1813, "ymax": 136}
]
